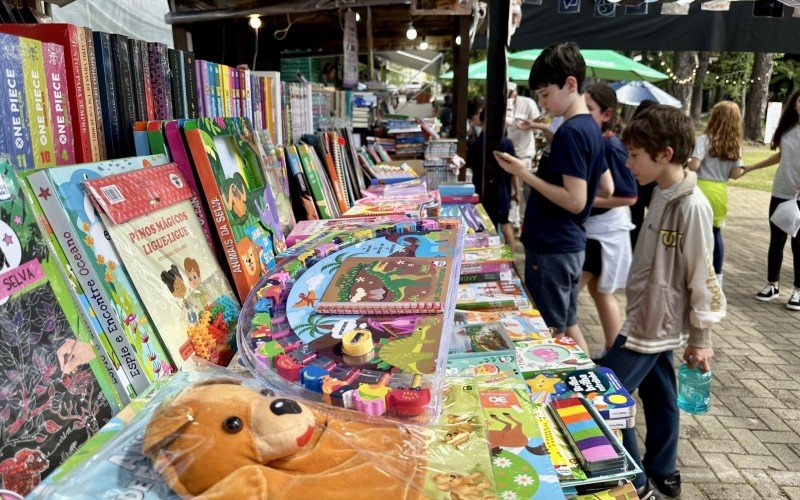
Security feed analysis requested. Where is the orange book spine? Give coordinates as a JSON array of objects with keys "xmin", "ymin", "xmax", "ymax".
[{"xmin": 76, "ymin": 27, "xmax": 100, "ymax": 161}]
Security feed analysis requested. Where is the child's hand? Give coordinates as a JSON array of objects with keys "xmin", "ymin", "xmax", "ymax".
[
  {"xmin": 493, "ymin": 151, "xmax": 525, "ymax": 177},
  {"xmin": 739, "ymin": 166, "xmax": 750, "ymax": 177},
  {"xmin": 683, "ymin": 345, "xmax": 714, "ymax": 373}
]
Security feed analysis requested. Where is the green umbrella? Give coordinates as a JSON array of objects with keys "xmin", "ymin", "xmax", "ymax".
[
  {"xmin": 441, "ymin": 59, "xmax": 531, "ymax": 81},
  {"xmin": 508, "ymin": 49, "xmax": 668, "ymax": 83}
]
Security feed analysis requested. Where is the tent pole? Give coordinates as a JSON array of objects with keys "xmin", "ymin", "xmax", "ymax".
[
  {"xmin": 453, "ymin": 15, "xmax": 470, "ymax": 176},
  {"xmin": 367, "ymin": 7, "xmax": 375, "ymax": 81},
  {"xmin": 482, "ymin": 0, "xmax": 510, "ymax": 210}
]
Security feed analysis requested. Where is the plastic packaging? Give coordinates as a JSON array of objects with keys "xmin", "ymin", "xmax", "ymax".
[
  {"xmin": 677, "ymin": 363, "xmax": 712, "ymax": 414},
  {"xmin": 30, "ymin": 362, "xmax": 429, "ymax": 500}
]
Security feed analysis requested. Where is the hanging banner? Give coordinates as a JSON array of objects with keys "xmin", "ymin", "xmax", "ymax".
[
  {"xmin": 625, "ymin": 3, "xmax": 648, "ymax": 14},
  {"xmin": 343, "ymin": 10, "xmax": 359, "ymax": 88},
  {"xmin": 702, "ymin": 1, "xmax": 732, "ymax": 11},
  {"xmin": 661, "ymin": 2, "xmax": 691, "ymax": 14},
  {"xmin": 594, "ymin": 0, "xmax": 617, "ymax": 17},
  {"xmin": 558, "ymin": 0, "xmax": 582, "ymax": 14}
]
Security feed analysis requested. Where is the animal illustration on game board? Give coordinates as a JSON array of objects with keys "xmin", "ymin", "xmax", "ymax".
[
  {"xmin": 374, "ymin": 316, "xmax": 440, "ymax": 374},
  {"xmin": 430, "ymin": 472, "xmax": 493, "ymax": 500},
  {"xmin": 335, "ymin": 259, "xmax": 438, "ymax": 303},
  {"xmin": 390, "ymin": 234, "xmax": 446, "ymax": 258},
  {"xmin": 223, "ymin": 173, "xmax": 248, "ymax": 221},
  {"xmin": 441, "ymin": 413, "xmax": 478, "ymax": 450},
  {"xmin": 487, "ymin": 412, "xmax": 528, "ymax": 449}
]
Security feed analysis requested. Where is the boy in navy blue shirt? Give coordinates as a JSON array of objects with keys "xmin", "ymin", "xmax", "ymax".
[{"xmin": 494, "ymin": 42, "xmax": 613, "ymax": 354}]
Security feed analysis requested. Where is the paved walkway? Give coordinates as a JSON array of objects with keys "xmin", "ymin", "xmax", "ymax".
[{"xmin": 514, "ymin": 186, "xmax": 800, "ymax": 499}]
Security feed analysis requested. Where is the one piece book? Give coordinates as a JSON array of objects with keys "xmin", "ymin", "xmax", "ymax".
[
  {"xmin": 183, "ymin": 117, "xmax": 286, "ymax": 301},
  {"xmin": 456, "ymin": 279, "xmax": 532, "ymax": 311},
  {"xmin": 27, "ymin": 155, "xmax": 175, "ymax": 392},
  {"xmin": 0, "ymin": 34, "xmax": 34, "ymax": 170},
  {"xmin": 315, "ymin": 256, "xmax": 453, "ymax": 315},
  {"xmin": 19, "ymin": 36, "xmax": 56, "ymax": 168},
  {"xmin": 448, "ymin": 322, "xmax": 514, "ymax": 358},
  {"xmin": 0, "ymin": 161, "xmax": 114, "ymax": 497},
  {"xmin": 83, "ymin": 164, "xmax": 240, "ymax": 366},
  {"xmin": 526, "ymin": 367, "xmax": 636, "ymax": 420},
  {"xmin": 515, "ymin": 338, "xmax": 594, "ymax": 379}
]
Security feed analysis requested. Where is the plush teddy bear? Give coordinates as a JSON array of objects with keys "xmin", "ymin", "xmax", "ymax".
[{"xmin": 143, "ymin": 379, "xmax": 426, "ymax": 499}]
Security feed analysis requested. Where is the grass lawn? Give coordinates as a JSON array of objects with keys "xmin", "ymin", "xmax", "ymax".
[{"xmin": 735, "ymin": 143, "xmax": 778, "ymax": 193}]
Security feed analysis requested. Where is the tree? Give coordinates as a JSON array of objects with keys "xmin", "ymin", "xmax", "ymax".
[
  {"xmin": 771, "ymin": 56, "xmax": 800, "ymax": 103},
  {"xmin": 744, "ymin": 52, "xmax": 776, "ymax": 141},
  {"xmin": 691, "ymin": 51, "xmax": 710, "ymax": 123},
  {"xmin": 672, "ymin": 51, "xmax": 697, "ymax": 114}
]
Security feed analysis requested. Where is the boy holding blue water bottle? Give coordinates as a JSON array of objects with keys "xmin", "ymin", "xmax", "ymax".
[{"xmin": 601, "ymin": 105, "xmax": 726, "ymax": 500}]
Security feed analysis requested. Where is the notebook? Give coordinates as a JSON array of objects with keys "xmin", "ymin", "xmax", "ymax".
[{"xmin": 315, "ymin": 257, "xmax": 453, "ymax": 315}]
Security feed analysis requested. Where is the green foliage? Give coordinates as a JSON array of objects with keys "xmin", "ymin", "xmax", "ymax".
[
  {"xmin": 771, "ymin": 56, "xmax": 800, "ymax": 103},
  {"xmin": 706, "ymin": 52, "xmax": 754, "ymax": 101}
]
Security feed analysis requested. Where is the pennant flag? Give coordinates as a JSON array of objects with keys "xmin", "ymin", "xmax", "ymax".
[
  {"xmin": 594, "ymin": 0, "xmax": 618, "ymax": 16},
  {"xmin": 702, "ymin": 0, "xmax": 731, "ymax": 10},
  {"xmin": 558, "ymin": 0, "xmax": 582, "ymax": 14},
  {"xmin": 661, "ymin": 2, "xmax": 691, "ymax": 14},
  {"xmin": 753, "ymin": 0, "xmax": 784, "ymax": 16},
  {"xmin": 625, "ymin": 2, "xmax": 649, "ymax": 14}
]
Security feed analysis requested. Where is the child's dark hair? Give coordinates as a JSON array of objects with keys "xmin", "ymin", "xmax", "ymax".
[
  {"xmin": 771, "ymin": 89, "xmax": 800, "ymax": 150},
  {"xmin": 621, "ymin": 105, "xmax": 695, "ymax": 165},
  {"xmin": 529, "ymin": 41, "xmax": 585, "ymax": 92},
  {"xmin": 160, "ymin": 264, "xmax": 182, "ymax": 292},
  {"xmin": 632, "ymin": 99, "xmax": 658, "ymax": 118},
  {"xmin": 467, "ymin": 97, "xmax": 484, "ymax": 120},
  {"xmin": 585, "ymin": 83, "xmax": 620, "ymax": 134}
]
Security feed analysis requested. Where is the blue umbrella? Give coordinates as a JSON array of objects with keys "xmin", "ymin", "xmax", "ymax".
[{"xmin": 609, "ymin": 81, "xmax": 682, "ymax": 108}]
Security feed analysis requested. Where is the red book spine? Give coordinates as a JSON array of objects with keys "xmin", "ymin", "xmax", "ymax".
[{"xmin": 42, "ymin": 42, "xmax": 75, "ymax": 165}]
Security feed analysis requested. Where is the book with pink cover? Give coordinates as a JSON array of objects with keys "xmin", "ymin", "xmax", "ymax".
[{"xmin": 315, "ymin": 256, "xmax": 453, "ymax": 315}]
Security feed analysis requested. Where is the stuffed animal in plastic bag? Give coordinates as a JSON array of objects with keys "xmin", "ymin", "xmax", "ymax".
[{"xmin": 143, "ymin": 379, "xmax": 426, "ymax": 499}]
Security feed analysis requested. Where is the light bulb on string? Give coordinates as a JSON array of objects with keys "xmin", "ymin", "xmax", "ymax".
[
  {"xmin": 355, "ymin": 12, "xmax": 361, "ymax": 22},
  {"xmin": 455, "ymin": 35, "xmax": 462, "ymax": 45},
  {"xmin": 419, "ymin": 38, "xmax": 428, "ymax": 50},
  {"xmin": 406, "ymin": 22, "xmax": 417, "ymax": 40},
  {"xmin": 249, "ymin": 14, "xmax": 262, "ymax": 30}
]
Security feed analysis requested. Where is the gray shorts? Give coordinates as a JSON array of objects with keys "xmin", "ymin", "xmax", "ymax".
[{"xmin": 524, "ymin": 248, "xmax": 584, "ymax": 333}]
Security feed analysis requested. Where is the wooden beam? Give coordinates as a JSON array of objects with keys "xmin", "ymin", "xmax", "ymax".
[
  {"xmin": 452, "ymin": 15, "xmax": 469, "ymax": 176},
  {"xmin": 367, "ymin": 7, "xmax": 374, "ymax": 81},
  {"xmin": 482, "ymin": 0, "xmax": 509, "ymax": 207}
]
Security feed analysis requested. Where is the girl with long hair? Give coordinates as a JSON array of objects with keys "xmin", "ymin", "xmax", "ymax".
[
  {"xmin": 581, "ymin": 83, "xmax": 638, "ymax": 355},
  {"xmin": 688, "ymin": 101, "xmax": 745, "ymax": 286},
  {"xmin": 741, "ymin": 89, "xmax": 800, "ymax": 310}
]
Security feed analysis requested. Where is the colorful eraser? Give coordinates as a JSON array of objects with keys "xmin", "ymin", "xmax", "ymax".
[
  {"xmin": 341, "ymin": 329, "xmax": 373, "ymax": 357},
  {"xmin": 301, "ymin": 365, "xmax": 330, "ymax": 393},
  {"xmin": 275, "ymin": 355, "xmax": 303, "ymax": 382}
]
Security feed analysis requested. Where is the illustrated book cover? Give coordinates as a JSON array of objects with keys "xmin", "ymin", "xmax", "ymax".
[
  {"xmin": 448, "ymin": 322, "xmax": 514, "ymax": 358},
  {"xmin": 515, "ymin": 338, "xmax": 594, "ymax": 378},
  {"xmin": 83, "ymin": 163, "xmax": 240, "ymax": 367},
  {"xmin": 316, "ymin": 256, "xmax": 454, "ymax": 315},
  {"xmin": 456, "ymin": 279, "xmax": 532, "ymax": 311},
  {"xmin": 0, "ymin": 161, "xmax": 113, "ymax": 496},
  {"xmin": 527, "ymin": 367, "xmax": 636, "ymax": 420}
]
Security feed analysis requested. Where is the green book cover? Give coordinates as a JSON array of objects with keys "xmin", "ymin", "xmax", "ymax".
[{"xmin": 294, "ymin": 144, "xmax": 332, "ymax": 219}]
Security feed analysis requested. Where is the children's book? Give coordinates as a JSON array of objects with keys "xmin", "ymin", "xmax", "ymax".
[
  {"xmin": 461, "ymin": 245, "xmax": 512, "ymax": 264},
  {"xmin": 83, "ymin": 164, "xmax": 240, "ymax": 367},
  {"xmin": 183, "ymin": 117, "xmax": 286, "ymax": 300},
  {"xmin": 0, "ymin": 162, "xmax": 113, "ymax": 497},
  {"xmin": 515, "ymin": 338, "xmax": 594, "ymax": 378},
  {"xmin": 342, "ymin": 202, "xmax": 424, "ymax": 219},
  {"xmin": 316, "ymin": 257, "xmax": 453, "ymax": 315},
  {"xmin": 474, "ymin": 375, "xmax": 564, "ymax": 499},
  {"xmin": 285, "ymin": 216, "xmax": 407, "ymax": 247},
  {"xmin": 457, "ymin": 279, "xmax": 532, "ymax": 311},
  {"xmin": 27, "ymin": 156, "xmax": 174, "ymax": 395},
  {"xmin": 454, "ymin": 309, "xmax": 550, "ymax": 341},
  {"xmin": 445, "ymin": 353, "xmax": 523, "ymax": 381},
  {"xmin": 448, "ymin": 322, "xmax": 514, "ymax": 358},
  {"xmin": 567, "ymin": 482, "xmax": 638, "ymax": 500},
  {"xmin": 255, "ymin": 129, "xmax": 296, "ymax": 236},
  {"xmin": 280, "ymin": 145, "xmax": 319, "ymax": 221},
  {"xmin": 526, "ymin": 367, "xmax": 636, "ymax": 420},
  {"xmin": 422, "ymin": 377, "xmax": 497, "ymax": 500},
  {"xmin": 532, "ymin": 404, "xmax": 587, "ymax": 481}
]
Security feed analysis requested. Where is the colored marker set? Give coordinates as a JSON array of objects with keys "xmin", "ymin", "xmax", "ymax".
[{"xmin": 548, "ymin": 397, "xmax": 627, "ymax": 476}]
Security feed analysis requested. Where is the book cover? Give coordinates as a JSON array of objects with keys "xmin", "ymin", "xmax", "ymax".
[
  {"xmin": 127, "ymin": 38, "xmax": 146, "ymax": 123},
  {"xmin": 111, "ymin": 34, "xmax": 135, "ymax": 157},
  {"xmin": 183, "ymin": 51, "xmax": 197, "ymax": 119},
  {"xmin": 285, "ymin": 216, "xmax": 407, "ymax": 247},
  {"xmin": 316, "ymin": 256, "xmax": 453, "ymax": 315},
  {"xmin": 526, "ymin": 367, "xmax": 636, "ymax": 420},
  {"xmin": 515, "ymin": 338, "xmax": 594, "ymax": 378},
  {"xmin": 83, "ymin": 27, "xmax": 106, "ymax": 160},
  {"xmin": 132, "ymin": 121, "xmax": 150, "ymax": 156},
  {"xmin": 147, "ymin": 42, "xmax": 171, "ymax": 120},
  {"xmin": 456, "ymin": 279, "xmax": 532, "ymax": 311},
  {"xmin": 255, "ymin": 129, "xmax": 296, "ymax": 237},
  {"xmin": 197, "ymin": 59, "xmax": 210, "ymax": 118},
  {"xmin": 445, "ymin": 353, "xmax": 523, "ymax": 380},
  {"xmin": 295, "ymin": 143, "xmax": 333, "ymax": 219},
  {"xmin": 42, "ymin": 42, "xmax": 74, "ymax": 166},
  {"xmin": 282, "ymin": 145, "xmax": 319, "ymax": 221},
  {"xmin": 19, "ymin": 37, "xmax": 55, "ymax": 168},
  {"xmin": 146, "ymin": 120, "xmax": 169, "ymax": 159},
  {"xmin": 422, "ymin": 378, "xmax": 496, "ymax": 500},
  {"xmin": 0, "ymin": 161, "xmax": 114, "ymax": 496},
  {"xmin": 475, "ymin": 375, "xmax": 564, "ymax": 499},
  {"xmin": 140, "ymin": 40, "xmax": 155, "ymax": 121},
  {"xmin": 75, "ymin": 27, "xmax": 100, "ymax": 161},
  {"xmin": 453, "ymin": 309, "xmax": 550, "ymax": 342},
  {"xmin": 183, "ymin": 117, "xmax": 286, "ymax": 300},
  {"xmin": 0, "ymin": 24, "xmax": 91, "ymax": 163},
  {"xmin": 167, "ymin": 48, "xmax": 181, "ymax": 120},
  {"xmin": 83, "ymin": 163, "xmax": 240, "ymax": 366},
  {"xmin": 92, "ymin": 31, "xmax": 119, "ymax": 159},
  {"xmin": 0, "ymin": 34, "xmax": 33, "ymax": 170},
  {"xmin": 448, "ymin": 322, "xmax": 514, "ymax": 358},
  {"xmin": 28, "ymin": 156, "xmax": 174, "ymax": 391}
]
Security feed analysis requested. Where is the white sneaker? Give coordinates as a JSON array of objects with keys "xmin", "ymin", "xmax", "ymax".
[
  {"xmin": 788, "ymin": 289, "xmax": 800, "ymax": 311},
  {"xmin": 755, "ymin": 283, "xmax": 779, "ymax": 302}
]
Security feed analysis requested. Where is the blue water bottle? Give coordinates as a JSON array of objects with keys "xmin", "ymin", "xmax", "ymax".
[{"xmin": 677, "ymin": 361, "xmax": 712, "ymax": 414}]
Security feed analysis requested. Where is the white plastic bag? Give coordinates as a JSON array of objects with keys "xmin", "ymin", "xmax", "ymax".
[{"xmin": 770, "ymin": 195, "xmax": 800, "ymax": 238}]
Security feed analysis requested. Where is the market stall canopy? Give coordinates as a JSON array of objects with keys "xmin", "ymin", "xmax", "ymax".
[
  {"xmin": 508, "ymin": 49, "xmax": 668, "ymax": 83},
  {"xmin": 376, "ymin": 50, "xmax": 443, "ymax": 76},
  {"xmin": 440, "ymin": 59, "xmax": 530, "ymax": 81},
  {"xmin": 496, "ymin": 1, "xmax": 800, "ymax": 53},
  {"xmin": 610, "ymin": 81, "xmax": 682, "ymax": 108}
]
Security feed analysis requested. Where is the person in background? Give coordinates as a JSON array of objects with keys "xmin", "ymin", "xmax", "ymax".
[
  {"xmin": 629, "ymin": 99, "xmax": 659, "ymax": 248},
  {"xmin": 506, "ymin": 81, "xmax": 542, "ymax": 234},
  {"xmin": 467, "ymin": 109, "xmax": 517, "ymax": 248},
  {"xmin": 687, "ymin": 101, "xmax": 745, "ymax": 287},
  {"xmin": 438, "ymin": 95, "xmax": 453, "ymax": 138},
  {"xmin": 467, "ymin": 97, "xmax": 485, "ymax": 143},
  {"xmin": 603, "ymin": 105, "xmax": 725, "ymax": 500},
  {"xmin": 494, "ymin": 42, "xmax": 614, "ymax": 356},
  {"xmin": 741, "ymin": 89, "xmax": 800, "ymax": 310},
  {"xmin": 580, "ymin": 83, "xmax": 638, "ymax": 359}
]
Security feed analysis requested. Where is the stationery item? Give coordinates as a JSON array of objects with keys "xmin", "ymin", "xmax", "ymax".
[
  {"xmin": 83, "ymin": 164, "xmax": 240, "ymax": 367},
  {"xmin": 456, "ymin": 279, "xmax": 532, "ymax": 311},
  {"xmin": 515, "ymin": 337, "xmax": 594, "ymax": 378},
  {"xmin": 445, "ymin": 353, "xmax": 523, "ymax": 381},
  {"xmin": 315, "ymin": 257, "xmax": 453, "ymax": 315},
  {"xmin": 448, "ymin": 322, "xmax": 514, "ymax": 358},
  {"xmin": 526, "ymin": 367, "xmax": 636, "ymax": 420},
  {"xmin": 453, "ymin": 309, "xmax": 550, "ymax": 341}
]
